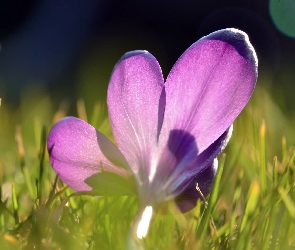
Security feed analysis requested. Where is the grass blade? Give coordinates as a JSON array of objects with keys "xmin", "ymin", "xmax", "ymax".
[{"xmin": 196, "ymin": 154, "xmax": 226, "ymax": 240}]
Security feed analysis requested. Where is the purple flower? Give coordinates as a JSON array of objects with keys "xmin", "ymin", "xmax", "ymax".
[{"xmin": 47, "ymin": 29, "xmax": 257, "ymax": 216}]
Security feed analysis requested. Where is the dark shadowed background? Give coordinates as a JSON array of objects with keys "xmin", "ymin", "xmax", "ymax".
[{"xmin": 0, "ymin": 0, "xmax": 294, "ymax": 115}]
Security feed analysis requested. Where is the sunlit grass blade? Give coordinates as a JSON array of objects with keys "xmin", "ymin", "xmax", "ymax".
[
  {"xmin": 65, "ymin": 188, "xmax": 78, "ymax": 211},
  {"xmin": 278, "ymin": 187, "xmax": 295, "ymax": 219},
  {"xmin": 52, "ymin": 101, "xmax": 69, "ymax": 123},
  {"xmin": 259, "ymin": 120, "xmax": 267, "ymax": 195},
  {"xmin": 90, "ymin": 101, "xmax": 107, "ymax": 127},
  {"xmin": 278, "ymin": 147, "xmax": 295, "ymax": 190},
  {"xmin": 229, "ymin": 169, "xmax": 243, "ymax": 239},
  {"xmin": 288, "ymin": 146, "xmax": 295, "ymax": 171},
  {"xmin": 196, "ymin": 154, "xmax": 226, "ymax": 240},
  {"xmin": 273, "ymin": 156, "xmax": 278, "ymax": 187},
  {"xmin": 11, "ymin": 184, "xmax": 19, "ymax": 225},
  {"xmin": 37, "ymin": 126, "xmax": 47, "ymax": 205},
  {"xmin": 260, "ymin": 204, "xmax": 274, "ymax": 250},
  {"xmin": 46, "ymin": 175, "xmax": 60, "ymax": 207},
  {"xmin": 240, "ymin": 181, "xmax": 260, "ymax": 231},
  {"xmin": 282, "ymin": 136, "xmax": 287, "ymax": 160},
  {"xmin": 236, "ymin": 180, "xmax": 260, "ymax": 249},
  {"xmin": 269, "ymin": 204, "xmax": 285, "ymax": 250},
  {"xmin": 77, "ymin": 99, "xmax": 88, "ymax": 122},
  {"xmin": 15, "ymin": 125, "xmax": 35, "ymax": 200}
]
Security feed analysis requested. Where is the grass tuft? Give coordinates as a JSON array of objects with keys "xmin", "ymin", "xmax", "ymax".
[{"xmin": 0, "ymin": 86, "xmax": 295, "ymax": 249}]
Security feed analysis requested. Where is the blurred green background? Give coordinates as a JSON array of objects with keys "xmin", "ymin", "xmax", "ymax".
[{"xmin": 0, "ymin": 0, "xmax": 294, "ymax": 111}]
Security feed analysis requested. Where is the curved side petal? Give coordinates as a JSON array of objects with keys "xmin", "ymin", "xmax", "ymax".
[
  {"xmin": 175, "ymin": 159, "xmax": 218, "ymax": 213},
  {"xmin": 47, "ymin": 117, "xmax": 129, "ymax": 191},
  {"xmin": 158, "ymin": 28, "xmax": 257, "ymax": 172},
  {"xmin": 107, "ymin": 51, "xmax": 165, "ymax": 180},
  {"xmin": 160, "ymin": 126, "xmax": 232, "ymax": 199}
]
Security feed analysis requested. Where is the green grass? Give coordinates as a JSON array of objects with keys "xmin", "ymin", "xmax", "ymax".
[{"xmin": 0, "ymin": 85, "xmax": 295, "ymax": 249}]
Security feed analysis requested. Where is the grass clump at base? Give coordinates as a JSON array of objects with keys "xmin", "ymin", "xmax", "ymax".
[{"xmin": 0, "ymin": 86, "xmax": 295, "ymax": 249}]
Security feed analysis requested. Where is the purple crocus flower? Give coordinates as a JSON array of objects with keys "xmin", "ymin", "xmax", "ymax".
[{"xmin": 48, "ymin": 28, "xmax": 257, "ymax": 239}]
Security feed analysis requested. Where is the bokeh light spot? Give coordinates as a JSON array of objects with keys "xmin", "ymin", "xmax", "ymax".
[{"xmin": 269, "ymin": 0, "xmax": 295, "ymax": 38}]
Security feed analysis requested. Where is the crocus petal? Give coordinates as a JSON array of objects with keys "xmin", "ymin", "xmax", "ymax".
[
  {"xmin": 155, "ymin": 28, "xmax": 257, "ymax": 182},
  {"xmin": 107, "ymin": 51, "xmax": 165, "ymax": 181},
  {"xmin": 175, "ymin": 159, "xmax": 218, "ymax": 213},
  {"xmin": 155, "ymin": 126, "xmax": 232, "ymax": 201},
  {"xmin": 47, "ymin": 117, "xmax": 129, "ymax": 191}
]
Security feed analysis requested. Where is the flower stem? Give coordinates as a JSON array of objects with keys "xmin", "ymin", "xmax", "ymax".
[{"xmin": 127, "ymin": 205, "xmax": 154, "ymax": 250}]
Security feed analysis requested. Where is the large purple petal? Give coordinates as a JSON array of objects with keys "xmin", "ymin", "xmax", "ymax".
[
  {"xmin": 47, "ymin": 117, "xmax": 130, "ymax": 191},
  {"xmin": 107, "ymin": 51, "xmax": 165, "ymax": 181},
  {"xmin": 154, "ymin": 28, "xmax": 257, "ymax": 183}
]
